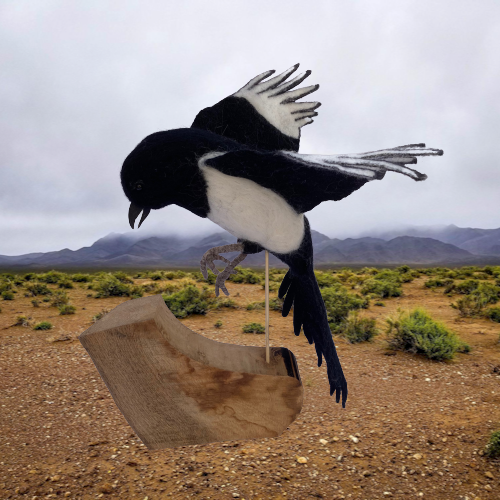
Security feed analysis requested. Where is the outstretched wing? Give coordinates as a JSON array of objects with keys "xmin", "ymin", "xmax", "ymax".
[
  {"xmin": 202, "ymin": 144, "xmax": 443, "ymax": 214},
  {"xmin": 191, "ymin": 64, "xmax": 320, "ymax": 152}
]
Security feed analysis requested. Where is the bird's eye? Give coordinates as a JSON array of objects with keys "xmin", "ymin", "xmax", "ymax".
[{"xmin": 134, "ymin": 181, "xmax": 144, "ymax": 191}]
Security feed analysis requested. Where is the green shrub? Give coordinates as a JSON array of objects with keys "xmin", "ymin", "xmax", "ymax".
[
  {"xmin": 15, "ymin": 316, "xmax": 31, "ymax": 327},
  {"xmin": 0, "ymin": 281, "xmax": 12, "ymax": 293},
  {"xmin": 71, "ymin": 273, "xmax": 92, "ymax": 282},
  {"xmin": 33, "ymin": 321, "xmax": 53, "ymax": 330},
  {"xmin": 161, "ymin": 282, "xmax": 182, "ymax": 295},
  {"xmin": 269, "ymin": 297, "xmax": 284, "ymax": 311},
  {"xmin": 361, "ymin": 277, "xmax": 402, "ymax": 298},
  {"xmin": 340, "ymin": 312, "xmax": 379, "ymax": 343},
  {"xmin": 162, "ymin": 285, "xmax": 212, "ymax": 318},
  {"xmin": 58, "ymin": 280, "xmax": 74, "ymax": 289},
  {"xmin": 149, "ymin": 271, "xmax": 165, "ymax": 281},
  {"xmin": 242, "ymin": 322, "xmax": 265, "ymax": 334},
  {"xmin": 59, "ymin": 304, "xmax": 76, "ymax": 315},
  {"xmin": 1, "ymin": 291, "xmax": 14, "ymax": 300},
  {"xmin": 484, "ymin": 430, "xmax": 500, "ymax": 458},
  {"xmin": 50, "ymin": 291, "xmax": 69, "ymax": 307},
  {"xmin": 26, "ymin": 283, "xmax": 52, "ymax": 296},
  {"xmin": 23, "ymin": 272, "xmax": 36, "ymax": 281},
  {"xmin": 486, "ymin": 307, "xmax": 500, "ymax": 323},
  {"xmin": 129, "ymin": 285, "xmax": 144, "ymax": 298},
  {"xmin": 37, "ymin": 271, "xmax": 66, "ymax": 284},
  {"xmin": 229, "ymin": 268, "xmax": 262, "ymax": 284},
  {"xmin": 42, "ymin": 297, "xmax": 51, "ymax": 302},
  {"xmin": 31, "ymin": 299, "xmax": 40, "ymax": 307},
  {"xmin": 452, "ymin": 282, "xmax": 500, "ymax": 317},
  {"xmin": 142, "ymin": 282, "xmax": 159, "ymax": 293},
  {"xmin": 93, "ymin": 274, "xmax": 131, "ymax": 298},
  {"xmin": 453, "ymin": 279, "xmax": 479, "ymax": 294},
  {"xmin": 112, "ymin": 271, "xmax": 134, "ymax": 284},
  {"xmin": 246, "ymin": 301, "xmax": 264, "ymax": 311},
  {"xmin": 214, "ymin": 319, "xmax": 223, "ymax": 329},
  {"xmin": 314, "ymin": 271, "xmax": 341, "ymax": 288},
  {"xmin": 321, "ymin": 284, "xmax": 369, "ymax": 330},
  {"xmin": 165, "ymin": 271, "xmax": 186, "ymax": 280},
  {"xmin": 425, "ymin": 278, "xmax": 454, "ymax": 289},
  {"xmin": 374, "ymin": 301, "xmax": 385, "ymax": 307},
  {"xmin": 211, "ymin": 297, "xmax": 238, "ymax": 309},
  {"xmin": 386, "ymin": 308, "xmax": 469, "ymax": 360}
]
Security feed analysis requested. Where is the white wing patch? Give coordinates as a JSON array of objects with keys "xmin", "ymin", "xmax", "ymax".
[
  {"xmin": 234, "ymin": 64, "xmax": 320, "ymax": 140},
  {"xmin": 283, "ymin": 144, "xmax": 444, "ymax": 181}
]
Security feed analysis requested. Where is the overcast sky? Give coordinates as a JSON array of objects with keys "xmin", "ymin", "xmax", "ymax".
[{"xmin": 1, "ymin": 0, "xmax": 499, "ymax": 255}]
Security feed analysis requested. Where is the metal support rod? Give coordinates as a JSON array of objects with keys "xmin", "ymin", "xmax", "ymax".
[{"xmin": 265, "ymin": 250, "xmax": 270, "ymax": 363}]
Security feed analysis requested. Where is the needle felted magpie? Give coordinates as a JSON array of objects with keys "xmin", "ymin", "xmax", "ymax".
[{"xmin": 121, "ymin": 64, "xmax": 443, "ymax": 408}]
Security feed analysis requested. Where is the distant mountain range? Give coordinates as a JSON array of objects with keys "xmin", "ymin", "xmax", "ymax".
[{"xmin": 1, "ymin": 224, "xmax": 500, "ymax": 269}]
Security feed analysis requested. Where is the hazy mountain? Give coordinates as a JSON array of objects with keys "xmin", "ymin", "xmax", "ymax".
[
  {"xmin": 1, "ymin": 225, "xmax": 500, "ymax": 269},
  {"xmin": 363, "ymin": 224, "xmax": 500, "ymax": 256}
]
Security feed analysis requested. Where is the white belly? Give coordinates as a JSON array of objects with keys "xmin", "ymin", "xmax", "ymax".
[{"xmin": 200, "ymin": 164, "xmax": 305, "ymax": 254}]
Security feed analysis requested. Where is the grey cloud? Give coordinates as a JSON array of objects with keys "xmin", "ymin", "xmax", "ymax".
[{"xmin": 1, "ymin": 0, "xmax": 499, "ymax": 255}]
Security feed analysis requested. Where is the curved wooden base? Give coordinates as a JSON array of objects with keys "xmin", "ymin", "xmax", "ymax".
[{"xmin": 78, "ymin": 294, "xmax": 303, "ymax": 449}]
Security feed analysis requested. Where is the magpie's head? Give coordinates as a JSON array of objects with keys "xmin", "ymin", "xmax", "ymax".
[{"xmin": 121, "ymin": 132, "xmax": 180, "ymax": 229}]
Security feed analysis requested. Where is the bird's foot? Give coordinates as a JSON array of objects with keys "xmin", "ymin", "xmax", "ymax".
[{"xmin": 200, "ymin": 243, "xmax": 247, "ymax": 296}]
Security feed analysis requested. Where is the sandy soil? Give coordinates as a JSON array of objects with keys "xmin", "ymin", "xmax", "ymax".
[{"xmin": 1, "ymin": 275, "xmax": 499, "ymax": 500}]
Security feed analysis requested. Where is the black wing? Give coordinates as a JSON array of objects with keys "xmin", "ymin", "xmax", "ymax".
[
  {"xmin": 203, "ymin": 144, "xmax": 443, "ymax": 214},
  {"xmin": 191, "ymin": 64, "xmax": 320, "ymax": 152}
]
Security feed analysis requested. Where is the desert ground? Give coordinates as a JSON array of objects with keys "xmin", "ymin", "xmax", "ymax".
[{"xmin": 1, "ymin": 268, "xmax": 499, "ymax": 500}]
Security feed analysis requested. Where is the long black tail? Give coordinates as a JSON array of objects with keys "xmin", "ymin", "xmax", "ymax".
[{"xmin": 274, "ymin": 218, "xmax": 348, "ymax": 408}]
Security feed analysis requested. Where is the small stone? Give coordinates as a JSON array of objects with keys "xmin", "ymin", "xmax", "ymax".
[
  {"xmin": 484, "ymin": 485, "xmax": 492, "ymax": 491},
  {"xmin": 296, "ymin": 456, "xmax": 308, "ymax": 464},
  {"xmin": 99, "ymin": 483, "xmax": 113, "ymax": 494},
  {"xmin": 332, "ymin": 436, "xmax": 339, "ymax": 442},
  {"xmin": 413, "ymin": 453, "xmax": 423, "ymax": 460},
  {"xmin": 50, "ymin": 475, "xmax": 60, "ymax": 482},
  {"xmin": 383, "ymin": 493, "xmax": 393, "ymax": 497},
  {"xmin": 485, "ymin": 471, "xmax": 494, "ymax": 479},
  {"xmin": 349, "ymin": 435, "xmax": 359, "ymax": 443},
  {"xmin": 362, "ymin": 470, "xmax": 371, "ymax": 477},
  {"xmin": 319, "ymin": 439, "xmax": 328, "ymax": 445},
  {"xmin": 64, "ymin": 493, "xmax": 71, "ymax": 498},
  {"xmin": 425, "ymin": 378, "xmax": 431, "ymax": 382},
  {"xmin": 224, "ymin": 467, "xmax": 230, "ymax": 471},
  {"xmin": 232, "ymin": 494, "xmax": 240, "ymax": 498}
]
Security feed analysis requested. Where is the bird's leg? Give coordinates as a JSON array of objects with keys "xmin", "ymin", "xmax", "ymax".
[{"xmin": 200, "ymin": 243, "xmax": 247, "ymax": 297}]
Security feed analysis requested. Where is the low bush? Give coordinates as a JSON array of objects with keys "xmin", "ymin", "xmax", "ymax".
[
  {"xmin": 142, "ymin": 282, "xmax": 159, "ymax": 293},
  {"xmin": 1, "ymin": 291, "xmax": 14, "ymax": 300},
  {"xmin": 59, "ymin": 304, "xmax": 76, "ymax": 315},
  {"xmin": 129, "ymin": 285, "xmax": 144, "ymax": 298},
  {"xmin": 50, "ymin": 291, "xmax": 69, "ymax": 307},
  {"xmin": 321, "ymin": 284, "xmax": 369, "ymax": 331},
  {"xmin": 314, "ymin": 271, "xmax": 341, "ymax": 288},
  {"xmin": 246, "ymin": 301, "xmax": 264, "ymax": 311},
  {"xmin": 453, "ymin": 279, "xmax": 480, "ymax": 294},
  {"xmin": 37, "ymin": 271, "xmax": 66, "ymax": 284},
  {"xmin": 165, "ymin": 271, "xmax": 187, "ymax": 280},
  {"xmin": 486, "ymin": 307, "xmax": 500, "ymax": 323},
  {"xmin": 149, "ymin": 271, "xmax": 165, "ymax": 281},
  {"xmin": 71, "ymin": 273, "xmax": 92, "ymax": 283},
  {"xmin": 214, "ymin": 319, "xmax": 223, "ymax": 328},
  {"xmin": 162, "ymin": 285, "xmax": 212, "ymax": 318},
  {"xmin": 425, "ymin": 278, "xmax": 454, "ymax": 289},
  {"xmin": 229, "ymin": 268, "xmax": 262, "ymax": 284},
  {"xmin": 26, "ymin": 283, "xmax": 52, "ymax": 296},
  {"xmin": 484, "ymin": 430, "xmax": 500, "ymax": 459},
  {"xmin": 31, "ymin": 299, "xmax": 40, "ymax": 307},
  {"xmin": 23, "ymin": 272, "xmax": 36, "ymax": 281},
  {"xmin": 340, "ymin": 312, "xmax": 379, "ymax": 343},
  {"xmin": 0, "ymin": 281, "xmax": 12, "ymax": 293},
  {"xmin": 452, "ymin": 282, "xmax": 500, "ymax": 317},
  {"xmin": 15, "ymin": 316, "xmax": 31, "ymax": 327},
  {"xmin": 58, "ymin": 280, "xmax": 74, "ymax": 289},
  {"xmin": 386, "ymin": 308, "xmax": 469, "ymax": 360},
  {"xmin": 33, "ymin": 321, "xmax": 53, "ymax": 330},
  {"xmin": 242, "ymin": 322, "xmax": 265, "ymax": 334},
  {"xmin": 361, "ymin": 277, "xmax": 402, "ymax": 298},
  {"xmin": 93, "ymin": 274, "xmax": 131, "ymax": 298},
  {"xmin": 112, "ymin": 271, "xmax": 134, "ymax": 284}
]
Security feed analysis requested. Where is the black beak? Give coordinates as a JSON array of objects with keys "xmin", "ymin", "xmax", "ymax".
[{"xmin": 129, "ymin": 203, "xmax": 151, "ymax": 229}]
